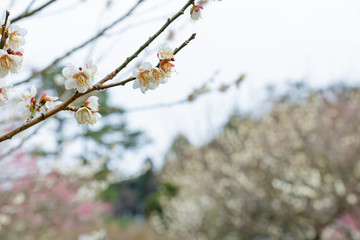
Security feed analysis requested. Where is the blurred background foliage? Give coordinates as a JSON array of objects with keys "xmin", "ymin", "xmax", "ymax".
[
  {"xmin": 4, "ymin": 81, "xmax": 360, "ymax": 240},
  {"xmin": 148, "ymin": 83, "xmax": 360, "ymax": 240}
]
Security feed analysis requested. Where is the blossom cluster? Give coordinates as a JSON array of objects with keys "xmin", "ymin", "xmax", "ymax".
[
  {"xmin": 0, "ymin": 19, "xmax": 27, "ymax": 105},
  {"xmin": 17, "ymin": 85, "xmax": 61, "ymax": 120},
  {"xmin": 61, "ymin": 60, "xmax": 102, "ymax": 125},
  {"xmin": 0, "ymin": 20, "xmax": 26, "ymax": 78},
  {"xmin": 0, "ymin": 0, "xmax": 212, "ymax": 130},
  {"xmin": 133, "ymin": 43, "xmax": 175, "ymax": 94},
  {"xmin": 0, "ymin": 13, "xmax": 102, "ymax": 126},
  {"xmin": 0, "ymin": 18, "xmax": 64, "ymax": 121}
]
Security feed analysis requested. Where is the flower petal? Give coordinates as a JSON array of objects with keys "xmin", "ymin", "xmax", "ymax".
[
  {"xmin": 133, "ymin": 79, "xmax": 140, "ymax": 89},
  {"xmin": 65, "ymin": 78, "xmax": 77, "ymax": 90}
]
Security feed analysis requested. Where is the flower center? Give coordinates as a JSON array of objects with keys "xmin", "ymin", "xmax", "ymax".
[
  {"xmin": 73, "ymin": 72, "xmax": 88, "ymax": 86},
  {"xmin": 159, "ymin": 49, "xmax": 174, "ymax": 59},
  {"xmin": 159, "ymin": 60, "xmax": 174, "ymax": 74},
  {"xmin": 0, "ymin": 55, "xmax": 11, "ymax": 69},
  {"xmin": 9, "ymin": 31, "xmax": 19, "ymax": 41},
  {"xmin": 138, "ymin": 70, "xmax": 151, "ymax": 86}
]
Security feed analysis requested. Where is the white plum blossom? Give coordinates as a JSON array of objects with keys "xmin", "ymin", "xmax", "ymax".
[
  {"xmin": 6, "ymin": 24, "xmax": 27, "ymax": 50},
  {"xmin": 151, "ymin": 67, "xmax": 167, "ymax": 84},
  {"xmin": 84, "ymin": 96, "xmax": 100, "ymax": 112},
  {"xmin": 190, "ymin": 4, "xmax": 203, "ymax": 20},
  {"xmin": 157, "ymin": 43, "xmax": 174, "ymax": 60},
  {"xmin": 75, "ymin": 107, "xmax": 98, "ymax": 125},
  {"xmin": 0, "ymin": 79, "xmax": 12, "ymax": 106},
  {"xmin": 159, "ymin": 58, "xmax": 175, "ymax": 79},
  {"xmin": 75, "ymin": 96, "xmax": 101, "ymax": 126},
  {"xmin": 18, "ymin": 85, "xmax": 36, "ymax": 106},
  {"xmin": 62, "ymin": 60, "xmax": 97, "ymax": 93},
  {"xmin": 39, "ymin": 93, "xmax": 62, "ymax": 113},
  {"xmin": 41, "ymin": 100, "xmax": 62, "ymax": 113},
  {"xmin": 0, "ymin": 87, "xmax": 9, "ymax": 106},
  {"xmin": 0, "ymin": 49, "xmax": 23, "ymax": 78},
  {"xmin": 133, "ymin": 62, "xmax": 156, "ymax": 94},
  {"xmin": 17, "ymin": 85, "xmax": 37, "ymax": 119}
]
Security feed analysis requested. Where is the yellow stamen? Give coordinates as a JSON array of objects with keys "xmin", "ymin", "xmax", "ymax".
[
  {"xmin": 73, "ymin": 72, "xmax": 88, "ymax": 86},
  {"xmin": 0, "ymin": 55, "xmax": 11, "ymax": 69},
  {"xmin": 138, "ymin": 70, "xmax": 151, "ymax": 87},
  {"xmin": 151, "ymin": 69, "xmax": 163, "ymax": 83},
  {"xmin": 159, "ymin": 60, "xmax": 174, "ymax": 74}
]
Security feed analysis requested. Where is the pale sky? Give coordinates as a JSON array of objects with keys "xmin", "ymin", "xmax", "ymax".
[{"xmin": 1, "ymin": 0, "xmax": 360, "ymax": 175}]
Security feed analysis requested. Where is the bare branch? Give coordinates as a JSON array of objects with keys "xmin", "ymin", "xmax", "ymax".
[
  {"xmin": 13, "ymin": 0, "xmax": 147, "ymax": 86},
  {"xmin": 174, "ymin": 32, "xmax": 196, "ymax": 55},
  {"xmin": 100, "ymin": 32, "xmax": 197, "ymax": 90},
  {"xmin": 24, "ymin": 0, "xmax": 38, "ymax": 14},
  {"xmin": 0, "ymin": 11, "xmax": 10, "ymax": 49},
  {"xmin": 11, "ymin": 0, "xmax": 58, "ymax": 23},
  {"xmin": 0, "ymin": 1, "xmax": 196, "ymax": 142},
  {"xmin": 125, "ymin": 73, "xmax": 244, "ymax": 113},
  {"xmin": 96, "ymin": 0, "xmax": 195, "ymax": 86}
]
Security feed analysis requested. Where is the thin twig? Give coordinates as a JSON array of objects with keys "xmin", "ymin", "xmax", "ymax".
[
  {"xmin": 96, "ymin": 0, "xmax": 195, "ymax": 87},
  {"xmin": 13, "ymin": 0, "xmax": 146, "ymax": 87},
  {"xmin": 0, "ymin": 11, "xmax": 10, "ymax": 49},
  {"xmin": 124, "ymin": 73, "xmax": 245, "ymax": 113},
  {"xmin": 100, "ymin": 33, "xmax": 197, "ymax": 90},
  {"xmin": 24, "ymin": 0, "xmax": 38, "ymax": 14},
  {"xmin": 0, "ymin": 1, "xmax": 196, "ymax": 142},
  {"xmin": 174, "ymin": 33, "xmax": 196, "ymax": 55},
  {"xmin": 11, "ymin": 0, "xmax": 58, "ymax": 23},
  {"xmin": 65, "ymin": 33, "xmax": 198, "ymax": 110}
]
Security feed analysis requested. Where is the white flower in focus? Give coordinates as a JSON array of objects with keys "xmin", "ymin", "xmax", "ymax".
[
  {"xmin": 85, "ymin": 96, "xmax": 100, "ymax": 112},
  {"xmin": 151, "ymin": 67, "xmax": 167, "ymax": 84},
  {"xmin": 62, "ymin": 60, "xmax": 97, "ymax": 93},
  {"xmin": 75, "ymin": 96, "xmax": 101, "ymax": 126},
  {"xmin": 6, "ymin": 24, "xmax": 27, "ymax": 50},
  {"xmin": 0, "ymin": 49, "xmax": 23, "ymax": 78},
  {"xmin": 157, "ymin": 43, "xmax": 174, "ymax": 60},
  {"xmin": 75, "ymin": 108, "xmax": 101, "ymax": 126},
  {"xmin": 159, "ymin": 59, "xmax": 175, "ymax": 79},
  {"xmin": 190, "ymin": 4, "xmax": 204, "ymax": 20},
  {"xmin": 133, "ymin": 62, "xmax": 155, "ymax": 94}
]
